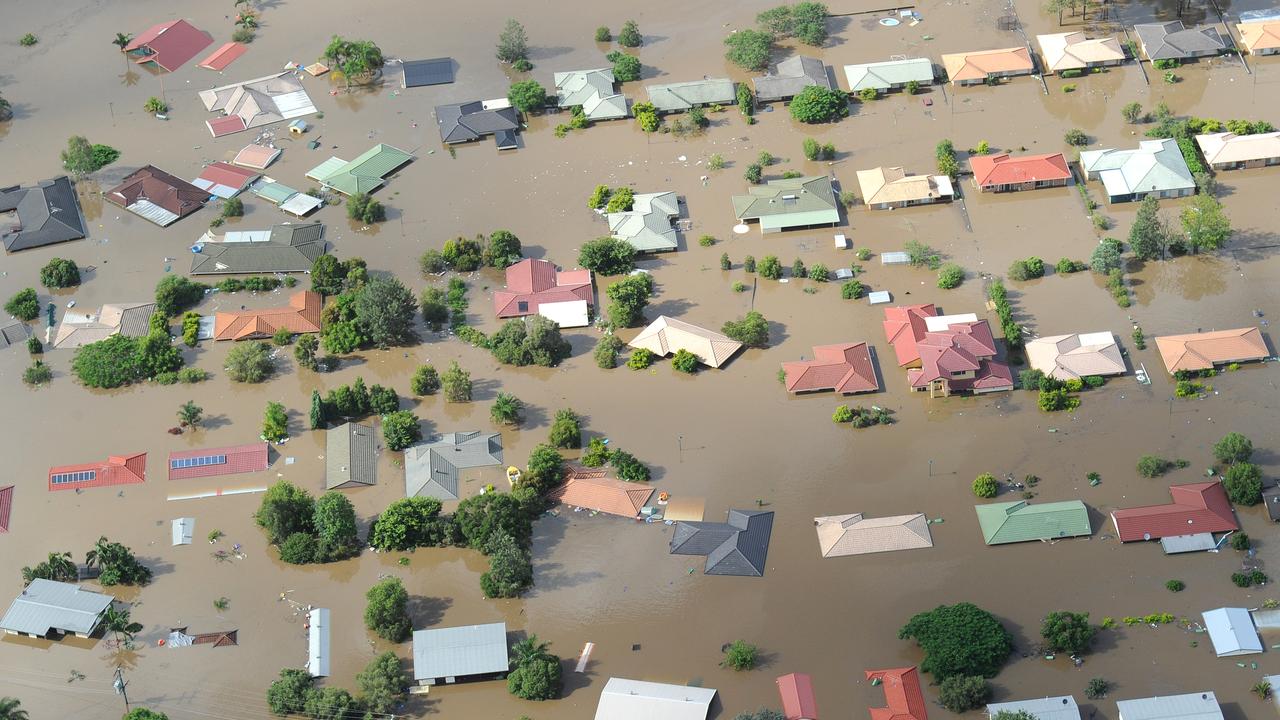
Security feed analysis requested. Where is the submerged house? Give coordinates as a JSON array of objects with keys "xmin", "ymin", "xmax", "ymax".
[
  {"xmin": 549, "ymin": 465, "xmax": 654, "ymax": 518},
  {"xmin": 48, "ymin": 452, "xmax": 146, "ymax": 492},
  {"xmin": 855, "ymin": 166, "xmax": 954, "ymax": 209},
  {"xmin": 595, "ymin": 678, "xmax": 717, "ymax": 720},
  {"xmin": 975, "ymin": 500, "xmax": 1092, "ymax": 545},
  {"xmin": 646, "ymin": 78, "xmax": 735, "ymax": 113},
  {"xmin": 0, "ymin": 176, "xmax": 88, "ymax": 252},
  {"xmin": 1201, "ymin": 607, "xmax": 1262, "ymax": 657},
  {"xmin": 970, "ymin": 153, "xmax": 1072, "ymax": 193},
  {"xmin": 435, "ymin": 100, "xmax": 520, "ymax": 148},
  {"xmin": 814, "ymin": 513, "xmax": 933, "ymax": 557},
  {"xmin": 843, "ymin": 58, "xmax": 934, "ymax": 93},
  {"xmin": 0, "ymin": 580, "xmax": 114, "ymax": 639},
  {"xmin": 554, "ymin": 68, "xmax": 628, "ymax": 121},
  {"xmin": 1078, "ymin": 139, "xmax": 1195, "ymax": 203},
  {"xmin": 628, "ymin": 316, "xmax": 744, "ymax": 369},
  {"xmin": 105, "ymin": 166, "xmax": 209, "ymax": 226},
  {"xmin": 940, "ymin": 47, "xmax": 1034, "ymax": 85},
  {"xmin": 777, "ymin": 673, "xmax": 818, "ymax": 720},
  {"xmin": 1025, "ymin": 331, "xmax": 1126, "ymax": 380},
  {"xmin": 53, "ymin": 302, "xmax": 157, "ymax": 349},
  {"xmin": 124, "ymin": 19, "xmax": 212, "ymax": 72},
  {"xmin": 882, "ymin": 305, "xmax": 1012, "ymax": 397},
  {"xmin": 492, "ymin": 258, "xmax": 594, "ymax": 326},
  {"xmin": 1036, "ymin": 32, "xmax": 1126, "ymax": 74},
  {"xmin": 987, "ymin": 697, "xmax": 1081, "ymax": 720},
  {"xmin": 190, "ymin": 223, "xmax": 326, "ymax": 276},
  {"xmin": 326, "ymin": 422, "xmax": 377, "ymax": 490},
  {"xmin": 248, "ymin": 178, "xmax": 323, "ymax": 217},
  {"xmin": 753, "ymin": 56, "xmax": 833, "ymax": 103},
  {"xmin": 1195, "ymin": 131, "xmax": 1280, "ymax": 170},
  {"xmin": 413, "ymin": 622, "xmax": 509, "ymax": 686},
  {"xmin": 1110, "ymin": 481, "xmax": 1238, "ymax": 542},
  {"xmin": 199, "ymin": 72, "xmax": 317, "ymax": 138},
  {"xmin": 404, "ymin": 432, "xmax": 503, "ymax": 501},
  {"xmin": 401, "ymin": 58, "xmax": 456, "ymax": 87},
  {"xmin": 1134, "ymin": 21, "xmax": 1226, "ymax": 61},
  {"xmin": 305, "ymin": 144, "xmax": 414, "ymax": 196},
  {"xmin": 731, "ymin": 175, "xmax": 840, "ymax": 232},
  {"xmin": 866, "ymin": 667, "xmax": 927, "ymax": 720},
  {"xmin": 670, "ymin": 509, "xmax": 774, "ymax": 577},
  {"xmin": 781, "ymin": 342, "xmax": 878, "ymax": 395},
  {"xmin": 1153, "ymin": 327, "xmax": 1268, "ymax": 373},
  {"xmin": 1115, "ymin": 692, "xmax": 1223, "ymax": 720},
  {"xmin": 1237, "ymin": 21, "xmax": 1280, "ymax": 55},
  {"xmin": 608, "ymin": 191, "xmax": 680, "ymax": 252},
  {"xmin": 168, "ymin": 443, "xmax": 268, "ymax": 482},
  {"xmin": 213, "ymin": 291, "xmax": 322, "ymax": 341},
  {"xmin": 191, "ymin": 162, "xmax": 260, "ymax": 199}
]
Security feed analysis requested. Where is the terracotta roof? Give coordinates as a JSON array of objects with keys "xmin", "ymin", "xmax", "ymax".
[
  {"xmin": 629, "ymin": 316, "xmax": 744, "ymax": 369},
  {"xmin": 1025, "ymin": 332, "xmax": 1126, "ymax": 380},
  {"xmin": 168, "ymin": 443, "xmax": 268, "ymax": 481},
  {"xmin": 232, "ymin": 144, "xmax": 281, "ymax": 170},
  {"xmin": 104, "ymin": 166, "xmax": 208, "ymax": 226},
  {"xmin": 198, "ymin": 42, "xmax": 247, "ymax": 71},
  {"xmin": 814, "ymin": 513, "xmax": 933, "ymax": 557},
  {"xmin": 783, "ymin": 342, "xmax": 878, "ymax": 394},
  {"xmin": 0, "ymin": 485, "xmax": 12, "ymax": 533},
  {"xmin": 970, "ymin": 153, "xmax": 1071, "ymax": 187},
  {"xmin": 213, "ymin": 291, "xmax": 322, "ymax": 341},
  {"xmin": 1154, "ymin": 328, "xmax": 1268, "ymax": 373},
  {"xmin": 866, "ymin": 667, "xmax": 928, "ymax": 720},
  {"xmin": 1111, "ymin": 482, "xmax": 1238, "ymax": 542},
  {"xmin": 48, "ymin": 453, "xmax": 146, "ymax": 492},
  {"xmin": 777, "ymin": 673, "xmax": 819, "ymax": 720},
  {"xmin": 1238, "ymin": 21, "xmax": 1280, "ymax": 53},
  {"xmin": 856, "ymin": 167, "xmax": 953, "ymax": 206},
  {"xmin": 940, "ymin": 47, "xmax": 1034, "ymax": 82},
  {"xmin": 192, "ymin": 162, "xmax": 259, "ymax": 197},
  {"xmin": 547, "ymin": 466, "xmax": 654, "ymax": 518},
  {"xmin": 125, "ymin": 19, "xmax": 212, "ymax": 72},
  {"xmin": 493, "ymin": 259, "xmax": 594, "ymax": 317},
  {"xmin": 906, "ymin": 319, "xmax": 1011, "ymax": 392},
  {"xmin": 882, "ymin": 304, "xmax": 937, "ymax": 366}
]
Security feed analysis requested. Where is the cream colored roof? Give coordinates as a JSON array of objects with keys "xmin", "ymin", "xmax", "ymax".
[
  {"xmin": 814, "ymin": 513, "xmax": 933, "ymax": 557},
  {"xmin": 1155, "ymin": 328, "xmax": 1269, "ymax": 373},
  {"xmin": 627, "ymin": 316, "xmax": 743, "ymax": 368},
  {"xmin": 1237, "ymin": 21, "xmax": 1280, "ymax": 52},
  {"xmin": 1036, "ymin": 32, "xmax": 1125, "ymax": 72},
  {"xmin": 940, "ymin": 47, "xmax": 1034, "ymax": 82},
  {"xmin": 855, "ymin": 166, "xmax": 952, "ymax": 205},
  {"xmin": 1195, "ymin": 131, "xmax": 1280, "ymax": 165},
  {"xmin": 1026, "ymin": 332, "xmax": 1126, "ymax": 380},
  {"xmin": 52, "ymin": 302, "xmax": 157, "ymax": 349}
]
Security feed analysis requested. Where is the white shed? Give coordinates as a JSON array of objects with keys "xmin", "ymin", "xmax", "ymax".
[
  {"xmin": 868, "ymin": 291, "xmax": 892, "ymax": 305},
  {"xmin": 881, "ymin": 251, "xmax": 910, "ymax": 265},
  {"xmin": 171, "ymin": 518, "xmax": 194, "ymax": 546},
  {"xmin": 1201, "ymin": 607, "xmax": 1262, "ymax": 657},
  {"xmin": 537, "ymin": 300, "xmax": 591, "ymax": 329},
  {"xmin": 308, "ymin": 608, "xmax": 331, "ymax": 676}
]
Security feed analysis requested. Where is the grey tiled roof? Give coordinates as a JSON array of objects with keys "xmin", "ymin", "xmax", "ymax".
[
  {"xmin": 404, "ymin": 432, "xmax": 503, "ymax": 501},
  {"xmin": 752, "ymin": 56, "xmax": 832, "ymax": 101},
  {"xmin": 1, "ymin": 176, "xmax": 88, "ymax": 252},
  {"xmin": 402, "ymin": 58, "xmax": 455, "ymax": 87},
  {"xmin": 670, "ymin": 510, "xmax": 774, "ymax": 577},
  {"xmin": 0, "ymin": 321, "xmax": 31, "ymax": 349},
  {"xmin": 326, "ymin": 422, "xmax": 377, "ymax": 489},
  {"xmin": 191, "ymin": 223, "xmax": 325, "ymax": 275},
  {"xmin": 435, "ymin": 102, "xmax": 520, "ymax": 144}
]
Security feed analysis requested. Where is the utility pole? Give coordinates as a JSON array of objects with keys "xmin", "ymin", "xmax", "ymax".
[{"xmin": 114, "ymin": 666, "xmax": 130, "ymax": 712}]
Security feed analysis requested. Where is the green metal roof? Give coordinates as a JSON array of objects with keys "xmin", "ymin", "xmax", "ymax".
[
  {"xmin": 731, "ymin": 176, "xmax": 839, "ymax": 228},
  {"xmin": 306, "ymin": 144, "xmax": 414, "ymax": 196},
  {"xmin": 251, "ymin": 180, "xmax": 299, "ymax": 204},
  {"xmin": 975, "ymin": 500, "xmax": 1091, "ymax": 545}
]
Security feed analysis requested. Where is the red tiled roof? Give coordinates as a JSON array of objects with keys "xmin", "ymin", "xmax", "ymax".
[
  {"xmin": 214, "ymin": 291, "xmax": 322, "ymax": 341},
  {"xmin": 783, "ymin": 343, "xmax": 878, "ymax": 394},
  {"xmin": 0, "ymin": 485, "xmax": 12, "ymax": 533},
  {"xmin": 168, "ymin": 442, "xmax": 269, "ymax": 481},
  {"xmin": 882, "ymin": 304, "xmax": 936, "ymax": 366},
  {"xmin": 866, "ymin": 667, "xmax": 927, "ymax": 720},
  {"xmin": 198, "ymin": 42, "xmax": 247, "ymax": 71},
  {"xmin": 1112, "ymin": 481, "xmax": 1238, "ymax": 542},
  {"xmin": 105, "ymin": 166, "xmax": 208, "ymax": 219},
  {"xmin": 547, "ymin": 466, "xmax": 654, "ymax": 518},
  {"xmin": 778, "ymin": 673, "xmax": 819, "ymax": 720},
  {"xmin": 970, "ymin": 153, "xmax": 1071, "ymax": 187},
  {"xmin": 493, "ymin": 259, "xmax": 594, "ymax": 317},
  {"xmin": 125, "ymin": 19, "xmax": 212, "ymax": 72},
  {"xmin": 48, "ymin": 453, "xmax": 147, "ymax": 492},
  {"xmin": 207, "ymin": 115, "xmax": 248, "ymax": 138},
  {"xmin": 908, "ymin": 320, "xmax": 1011, "ymax": 392},
  {"xmin": 196, "ymin": 162, "xmax": 258, "ymax": 191}
]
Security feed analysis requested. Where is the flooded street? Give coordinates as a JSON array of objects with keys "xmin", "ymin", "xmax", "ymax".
[{"xmin": 2, "ymin": 0, "xmax": 1280, "ymax": 718}]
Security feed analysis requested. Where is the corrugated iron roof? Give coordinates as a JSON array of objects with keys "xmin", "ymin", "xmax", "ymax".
[
  {"xmin": 412, "ymin": 622, "xmax": 508, "ymax": 681},
  {"xmin": 0, "ymin": 580, "xmax": 113, "ymax": 636},
  {"xmin": 975, "ymin": 500, "xmax": 1091, "ymax": 545}
]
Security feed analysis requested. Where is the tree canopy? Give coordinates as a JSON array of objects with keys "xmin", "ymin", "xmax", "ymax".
[
  {"xmin": 368, "ymin": 496, "xmax": 452, "ymax": 551},
  {"xmin": 898, "ymin": 603, "xmax": 1013, "ymax": 680},
  {"xmin": 364, "ymin": 577, "xmax": 411, "ymax": 642},
  {"xmin": 354, "ymin": 277, "xmax": 419, "ymax": 347},
  {"xmin": 155, "ymin": 275, "xmax": 207, "ymax": 316},
  {"xmin": 1040, "ymin": 611, "xmax": 1096, "ymax": 654},
  {"xmin": 39, "ymin": 258, "xmax": 80, "ymax": 288},
  {"xmin": 357, "ymin": 651, "xmax": 410, "ymax": 714},
  {"xmin": 508, "ymin": 80, "xmax": 547, "ymax": 113},
  {"xmin": 1213, "ymin": 432, "xmax": 1253, "ymax": 465},
  {"xmin": 496, "ymin": 19, "xmax": 529, "ymax": 64},
  {"xmin": 1180, "ymin": 194, "xmax": 1231, "ymax": 253},
  {"xmin": 323, "ymin": 36, "xmax": 384, "ymax": 79},
  {"xmin": 788, "ymin": 86, "xmax": 848, "ymax": 123},
  {"xmin": 757, "ymin": 3, "xmax": 829, "ymax": 46},
  {"xmin": 606, "ymin": 273, "xmax": 654, "ymax": 328},
  {"xmin": 224, "ymin": 341, "xmax": 275, "ymax": 383},
  {"xmin": 722, "ymin": 311, "xmax": 770, "ymax": 347},
  {"xmin": 579, "ymin": 236, "xmax": 637, "ymax": 275},
  {"xmin": 256, "ymin": 480, "xmax": 315, "ymax": 546},
  {"xmin": 489, "ymin": 315, "xmax": 572, "ymax": 367},
  {"xmin": 382, "ymin": 411, "xmax": 422, "ymax": 451},
  {"xmin": 724, "ymin": 30, "xmax": 774, "ymax": 71}
]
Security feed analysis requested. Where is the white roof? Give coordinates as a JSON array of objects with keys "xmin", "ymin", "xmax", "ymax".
[
  {"xmin": 279, "ymin": 193, "xmax": 323, "ymax": 217},
  {"xmin": 843, "ymin": 58, "xmax": 934, "ymax": 91},
  {"xmin": 1079, "ymin": 139, "xmax": 1195, "ymax": 197},
  {"xmin": 881, "ymin": 252, "xmax": 910, "ymax": 264},
  {"xmin": 868, "ymin": 290, "xmax": 892, "ymax": 304},
  {"xmin": 172, "ymin": 517, "xmax": 195, "ymax": 545},
  {"xmin": 538, "ymin": 300, "xmax": 590, "ymax": 328},
  {"xmin": 594, "ymin": 678, "xmax": 717, "ymax": 720},
  {"xmin": 1201, "ymin": 607, "xmax": 1262, "ymax": 656},
  {"xmin": 988, "ymin": 696, "xmax": 1081, "ymax": 720},
  {"xmin": 1195, "ymin": 131, "xmax": 1280, "ymax": 165},
  {"xmin": 924, "ymin": 313, "xmax": 978, "ymax": 331},
  {"xmin": 1026, "ymin": 331, "xmax": 1126, "ymax": 380},
  {"xmin": 307, "ymin": 608, "xmax": 330, "ymax": 676},
  {"xmin": 1116, "ymin": 692, "xmax": 1223, "ymax": 720},
  {"xmin": 0, "ymin": 580, "xmax": 114, "ymax": 636}
]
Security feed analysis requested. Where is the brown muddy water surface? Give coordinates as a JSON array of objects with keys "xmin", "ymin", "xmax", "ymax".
[{"xmin": 2, "ymin": 0, "xmax": 1280, "ymax": 718}]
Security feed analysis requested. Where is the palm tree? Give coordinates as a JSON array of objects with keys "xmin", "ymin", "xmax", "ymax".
[
  {"xmin": 490, "ymin": 393, "xmax": 522, "ymax": 426},
  {"xmin": 85, "ymin": 536, "xmax": 114, "ymax": 569},
  {"xmin": 0, "ymin": 697, "xmax": 30, "ymax": 720},
  {"xmin": 235, "ymin": 13, "xmax": 258, "ymax": 30},
  {"xmin": 511, "ymin": 635, "xmax": 551, "ymax": 667},
  {"xmin": 101, "ymin": 605, "xmax": 143, "ymax": 648},
  {"xmin": 111, "ymin": 32, "xmax": 133, "ymax": 51},
  {"xmin": 178, "ymin": 401, "xmax": 202, "ymax": 428},
  {"xmin": 21, "ymin": 551, "xmax": 77, "ymax": 585}
]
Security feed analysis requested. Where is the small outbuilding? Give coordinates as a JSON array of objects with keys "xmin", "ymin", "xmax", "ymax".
[
  {"xmin": 594, "ymin": 677, "xmax": 716, "ymax": 720},
  {"xmin": 1116, "ymin": 691, "xmax": 1223, "ymax": 720},
  {"xmin": 987, "ymin": 696, "xmax": 1081, "ymax": 720},
  {"xmin": 307, "ymin": 608, "xmax": 330, "ymax": 677},
  {"xmin": 413, "ymin": 622, "xmax": 509, "ymax": 686},
  {"xmin": 1201, "ymin": 607, "xmax": 1262, "ymax": 657},
  {"xmin": 401, "ymin": 58, "xmax": 456, "ymax": 88}
]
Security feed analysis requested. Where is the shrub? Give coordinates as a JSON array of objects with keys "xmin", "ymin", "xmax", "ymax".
[
  {"xmin": 23, "ymin": 361, "xmax": 52, "ymax": 385},
  {"xmin": 548, "ymin": 409, "xmax": 582, "ymax": 449},
  {"xmin": 490, "ymin": 393, "xmax": 523, "ymax": 425},
  {"xmin": 605, "ymin": 187, "xmax": 635, "ymax": 213},
  {"xmin": 618, "ymin": 19, "xmax": 642, "ymax": 47},
  {"xmin": 720, "ymin": 253, "xmax": 732, "ymax": 270},
  {"xmin": 364, "ymin": 577, "xmax": 411, "ymax": 642},
  {"xmin": 698, "ymin": 234, "xmax": 716, "ymax": 248},
  {"xmin": 1223, "ymin": 462, "xmax": 1263, "ymax": 505},
  {"xmin": 744, "ymin": 255, "xmax": 757, "ymax": 273},
  {"xmin": 1064, "ymin": 128, "xmax": 1088, "ymax": 147},
  {"xmin": 610, "ymin": 52, "xmax": 641, "ymax": 83},
  {"xmin": 671, "ymin": 349, "xmax": 700, "ymax": 373},
  {"xmin": 582, "ymin": 438, "xmax": 611, "ymax": 467},
  {"xmin": 832, "ymin": 405, "xmax": 854, "ymax": 423},
  {"xmin": 724, "ymin": 29, "xmax": 774, "ymax": 71},
  {"xmin": 1041, "ymin": 611, "xmax": 1096, "ymax": 654},
  {"xmin": 262, "ymin": 401, "xmax": 288, "ymax": 442},
  {"xmin": 1085, "ymin": 678, "xmax": 1110, "ymax": 700},
  {"xmin": 1153, "ymin": 58, "xmax": 1180, "ymax": 70},
  {"xmin": 20, "ymin": 33, "xmax": 38, "ymax": 47},
  {"xmin": 441, "ymin": 361, "xmax": 472, "ymax": 402},
  {"xmin": 936, "ymin": 263, "xmax": 964, "ymax": 289},
  {"xmin": 1230, "ymin": 532, "xmax": 1250, "ymax": 551},
  {"xmin": 611, "ymin": 449, "xmax": 651, "ymax": 482},
  {"xmin": 858, "ymin": 87, "xmax": 878, "ymax": 101},
  {"xmin": 789, "ymin": 86, "xmax": 848, "ymax": 123},
  {"xmin": 1122, "ymin": 102, "xmax": 1143, "ymax": 123},
  {"xmin": 588, "ymin": 184, "xmax": 611, "ymax": 209},
  {"xmin": 1166, "ymin": 580, "xmax": 1185, "ymax": 592},
  {"xmin": 595, "ymin": 26, "xmax": 611, "ymax": 42},
  {"xmin": 758, "ymin": 255, "xmax": 782, "ymax": 280},
  {"xmin": 594, "ymin": 334, "xmax": 625, "ymax": 369},
  {"xmin": 808, "ymin": 262, "xmax": 829, "ymax": 282},
  {"xmin": 720, "ymin": 640, "xmax": 758, "ymax": 670},
  {"xmin": 410, "ymin": 365, "xmax": 440, "ymax": 395},
  {"xmin": 481, "ymin": 531, "xmax": 533, "ymax": 598},
  {"xmin": 346, "ymin": 192, "xmax": 385, "ymax": 223},
  {"xmin": 898, "ymin": 602, "xmax": 1012, "ymax": 680},
  {"xmin": 791, "ymin": 258, "xmax": 806, "ymax": 278},
  {"xmin": 1008, "ymin": 257, "xmax": 1045, "ymax": 281},
  {"xmin": 938, "ymin": 675, "xmax": 990, "ymax": 713},
  {"xmin": 708, "ymin": 154, "xmax": 726, "ymax": 170},
  {"xmin": 224, "ymin": 341, "xmax": 274, "ymax": 383},
  {"xmin": 628, "ymin": 348, "xmax": 654, "ymax": 369},
  {"xmin": 232, "ymin": 27, "xmax": 255, "ymax": 43},
  {"xmin": 972, "ymin": 473, "xmax": 998, "ymax": 499},
  {"xmin": 1213, "ymin": 432, "xmax": 1253, "ymax": 465},
  {"xmin": 744, "ymin": 163, "xmax": 763, "ymax": 184},
  {"xmin": 4, "ymin": 288, "xmax": 39, "ymax": 321},
  {"xmin": 155, "ymin": 275, "xmax": 207, "ymax": 316},
  {"xmin": 606, "ymin": 273, "xmax": 654, "ymax": 328},
  {"xmin": 382, "ymin": 411, "xmax": 421, "ymax": 451},
  {"xmin": 840, "ymin": 280, "xmax": 864, "ymax": 299},
  {"xmin": 1055, "ymin": 258, "xmax": 1085, "ymax": 274},
  {"xmin": 39, "ymin": 258, "xmax": 80, "ymax": 288},
  {"xmin": 803, "ymin": 137, "xmax": 820, "ymax": 160},
  {"xmin": 722, "ymin": 310, "xmax": 769, "ymax": 347},
  {"xmin": 1137, "ymin": 455, "xmax": 1175, "ymax": 478},
  {"xmin": 279, "ymin": 532, "xmax": 317, "ymax": 564},
  {"xmin": 26, "ymin": 337, "xmax": 42, "ymax": 355}
]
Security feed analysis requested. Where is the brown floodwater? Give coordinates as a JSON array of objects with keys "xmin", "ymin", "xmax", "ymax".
[{"xmin": 2, "ymin": 0, "xmax": 1280, "ymax": 719}]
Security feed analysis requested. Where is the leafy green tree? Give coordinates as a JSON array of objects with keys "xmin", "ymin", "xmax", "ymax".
[
  {"xmin": 382, "ymin": 411, "xmax": 421, "ymax": 451},
  {"xmin": 508, "ymin": 638, "xmax": 562, "ymax": 700},
  {"xmin": 938, "ymin": 675, "xmax": 991, "ymax": 713},
  {"xmin": 605, "ymin": 187, "xmax": 635, "ymax": 213},
  {"xmin": 123, "ymin": 708, "xmax": 168, "ymax": 720},
  {"xmin": 758, "ymin": 3, "xmax": 829, "ymax": 45},
  {"xmin": 1181, "ymin": 194, "xmax": 1231, "ymax": 252},
  {"xmin": 937, "ymin": 263, "xmax": 964, "ymax": 289},
  {"xmin": 491, "ymin": 393, "xmax": 523, "ymax": 425},
  {"xmin": 313, "ymin": 492, "xmax": 359, "ymax": 561},
  {"xmin": 618, "ymin": 19, "xmax": 642, "ymax": 47},
  {"xmin": 672, "ymin": 349, "xmax": 700, "ymax": 373},
  {"xmin": 508, "ymin": 80, "xmax": 548, "ymax": 113},
  {"xmin": 442, "ymin": 235, "xmax": 484, "ymax": 271},
  {"xmin": 898, "ymin": 602, "xmax": 1013, "ymax": 680},
  {"xmin": 357, "ymin": 651, "xmax": 410, "ymax": 714},
  {"xmin": 791, "ymin": 258, "xmax": 806, "ymax": 278},
  {"xmin": 634, "ymin": 101, "xmax": 660, "ymax": 132},
  {"xmin": 256, "ymin": 480, "xmax": 314, "ymax": 545},
  {"xmin": 1122, "ymin": 102, "xmax": 1144, "ymax": 123},
  {"xmin": 1041, "ymin": 611, "xmax": 1096, "ymax": 654},
  {"xmin": 802, "ymin": 137, "xmax": 820, "ymax": 160},
  {"xmin": 278, "ymin": 532, "xmax": 317, "ymax": 564},
  {"xmin": 21, "ymin": 551, "xmax": 77, "ymax": 586},
  {"xmin": 4, "ymin": 288, "xmax": 39, "ymax": 321},
  {"xmin": 936, "ymin": 139, "xmax": 959, "ymax": 178},
  {"xmin": 483, "ymin": 230, "xmax": 523, "ymax": 268},
  {"xmin": 369, "ymin": 384, "xmax": 398, "ymax": 415},
  {"xmin": 582, "ymin": 437, "xmax": 612, "ymax": 467},
  {"xmin": 606, "ymin": 273, "xmax": 654, "ymax": 327},
  {"xmin": 1085, "ymin": 677, "xmax": 1110, "ymax": 700},
  {"xmin": 304, "ymin": 687, "xmax": 360, "ymax": 720},
  {"xmin": 71, "ymin": 335, "xmax": 144, "ymax": 388},
  {"xmin": 579, "ymin": 236, "xmax": 637, "ymax": 275},
  {"xmin": 311, "ymin": 255, "xmax": 350, "ymax": 296},
  {"xmin": 610, "ymin": 449, "xmax": 651, "ymax": 482},
  {"xmin": 549, "ymin": 408, "xmax": 582, "ymax": 449},
  {"xmin": 266, "ymin": 668, "xmax": 313, "ymax": 715},
  {"xmin": 22, "ymin": 361, "xmax": 51, "ymax": 386},
  {"xmin": 224, "ymin": 341, "xmax": 274, "ymax": 383},
  {"xmin": 441, "ymin": 361, "xmax": 472, "ymax": 402},
  {"xmin": 1214, "ymin": 432, "xmax": 1253, "ymax": 465},
  {"xmin": 595, "ymin": 26, "xmax": 612, "ymax": 42},
  {"xmin": 411, "ymin": 365, "xmax": 441, "ymax": 395},
  {"xmin": 594, "ymin": 334, "xmax": 625, "ymax": 369},
  {"xmin": 489, "ymin": 315, "xmax": 572, "ymax": 367},
  {"xmin": 481, "ymin": 530, "xmax": 533, "ymax": 597},
  {"xmin": 154, "ymin": 275, "xmax": 207, "ymax": 316},
  {"xmin": 1064, "ymin": 128, "xmax": 1088, "ymax": 146},
  {"xmin": 972, "ymin": 473, "xmax": 998, "ymax": 498},
  {"xmin": 262, "ymin": 401, "xmax": 289, "ymax": 443},
  {"xmin": 309, "ymin": 390, "xmax": 325, "ymax": 430},
  {"xmin": 789, "ymin": 86, "xmax": 848, "ymax": 123},
  {"xmin": 841, "ymin": 280, "xmax": 864, "ymax": 299},
  {"xmin": 419, "ymin": 249, "xmax": 446, "ymax": 276},
  {"xmin": 354, "ymin": 277, "xmax": 418, "ymax": 347},
  {"xmin": 419, "ymin": 287, "xmax": 449, "ymax": 330},
  {"xmin": 1090, "ymin": 238, "xmax": 1124, "ymax": 274},
  {"xmin": 101, "ymin": 605, "xmax": 144, "ymax": 647},
  {"xmin": 610, "ymin": 52, "xmax": 641, "ymax": 82},
  {"xmin": 1128, "ymin": 196, "xmax": 1167, "ymax": 261},
  {"xmin": 60, "ymin": 136, "xmax": 97, "ymax": 176},
  {"xmin": 368, "ymin": 496, "xmax": 445, "ymax": 551},
  {"xmin": 346, "ymin": 192, "xmax": 385, "ymax": 223},
  {"xmin": 628, "ymin": 348, "xmax": 654, "ymax": 369},
  {"xmin": 758, "ymin": 255, "xmax": 782, "ymax": 280},
  {"xmin": 1223, "ymin": 463, "xmax": 1263, "ymax": 505},
  {"xmin": 588, "ymin": 185, "xmax": 612, "ymax": 209},
  {"xmin": 86, "ymin": 536, "xmax": 152, "ymax": 586},
  {"xmin": 496, "ymin": 19, "xmax": 529, "ymax": 63},
  {"xmin": 525, "ymin": 443, "xmax": 566, "ymax": 493},
  {"xmin": 39, "ymin": 258, "xmax": 80, "ymax": 288},
  {"xmin": 455, "ymin": 492, "xmax": 531, "ymax": 549},
  {"xmin": 724, "ymin": 29, "xmax": 774, "ymax": 70},
  {"xmin": 134, "ymin": 330, "xmax": 183, "ymax": 379},
  {"xmin": 744, "ymin": 163, "xmax": 763, "ymax": 184},
  {"xmin": 720, "ymin": 639, "xmax": 758, "ymax": 670},
  {"xmin": 1137, "ymin": 455, "xmax": 1174, "ymax": 478},
  {"xmin": 722, "ymin": 310, "xmax": 769, "ymax": 347},
  {"xmin": 365, "ymin": 576, "xmax": 411, "ymax": 642}
]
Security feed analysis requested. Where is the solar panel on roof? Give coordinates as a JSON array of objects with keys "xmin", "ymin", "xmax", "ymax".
[
  {"xmin": 51, "ymin": 470, "xmax": 96, "ymax": 484},
  {"xmin": 402, "ymin": 58, "xmax": 456, "ymax": 88}
]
